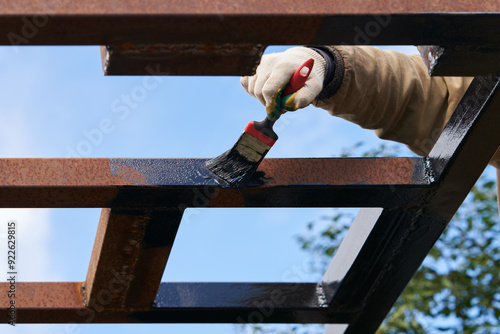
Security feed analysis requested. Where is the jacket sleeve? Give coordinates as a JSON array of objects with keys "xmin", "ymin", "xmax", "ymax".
[{"xmin": 312, "ymin": 46, "xmax": 497, "ymax": 163}]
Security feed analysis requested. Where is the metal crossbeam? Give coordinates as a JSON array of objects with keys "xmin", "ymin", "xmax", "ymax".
[
  {"xmin": 1, "ymin": 1, "xmax": 499, "ymax": 75},
  {"xmin": 419, "ymin": 45, "xmax": 500, "ymax": 76},
  {"xmin": 0, "ymin": 282, "xmax": 348, "ymax": 324},
  {"xmin": 1, "ymin": 1, "xmax": 499, "ymax": 46},
  {"xmin": 0, "ymin": 157, "xmax": 426, "ymax": 208}
]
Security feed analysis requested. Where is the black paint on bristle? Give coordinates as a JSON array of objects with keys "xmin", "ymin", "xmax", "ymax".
[
  {"xmin": 205, "ymin": 148, "xmax": 262, "ymax": 189},
  {"xmin": 206, "ymin": 121, "xmax": 275, "ymax": 189}
]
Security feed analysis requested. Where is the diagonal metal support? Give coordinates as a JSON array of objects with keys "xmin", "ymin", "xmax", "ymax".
[{"xmin": 324, "ymin": 76, "xmax": 500, "ymax": 333}]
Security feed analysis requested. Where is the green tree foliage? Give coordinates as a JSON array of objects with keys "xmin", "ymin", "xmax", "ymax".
[{"xmin": 241, "ymin": 143, "xmax": 500, "ymax": 333}]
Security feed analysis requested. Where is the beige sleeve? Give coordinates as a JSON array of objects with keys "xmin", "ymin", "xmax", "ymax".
[{"xmin": 313, "ymin": 45, "xmax": 484, "ymax": 159}]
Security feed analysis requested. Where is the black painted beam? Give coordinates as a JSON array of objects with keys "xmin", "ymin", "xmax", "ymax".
[
  {"xmin": 419, "ymin": 45, "xmax": 500, "ymax": 76},
  {"xmin": 322, "ymin": 77, "xmax": 500, "ymax": 333},
  {"xmin": 143, "ymin": 282, "xmax": 352, "ymax": 324}
]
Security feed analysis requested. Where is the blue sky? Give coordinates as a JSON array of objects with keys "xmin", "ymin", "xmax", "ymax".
[{"xmin": 0, "ymin": 45, "xmax": 423, "ymax": 333}]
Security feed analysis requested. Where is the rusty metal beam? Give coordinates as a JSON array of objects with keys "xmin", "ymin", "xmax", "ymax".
[
  {"xmin": 101, "ymin": 44, "xmax": 265, "ymax": 76},
  {"xmin": 85, "ymin": 208, "xmax": 182, "ymax": 312},
  {"xmin": 0, "ymin": 1, "xmax": 500, "ymax": 75},
  {"xmin": 0, "ymin": 1, "xmax": 499, "ymax": 46},
  {"xmin": 1, "ymin": 1, "xmax": 499, "ymax": 75},
  {"xmin": 0, "ymin": 157, "xmax": 429, "ymax": 208},
  {"xmin": 4, "ymin": 0, "xmax": 498, "ymax": 15},
  {"xmin": 0, "ymin": 282, "xmax": 86, "ymax": 323},
  {"xmin": 101, "ymin": 12, "xmax": 500, "ymax": 75}
]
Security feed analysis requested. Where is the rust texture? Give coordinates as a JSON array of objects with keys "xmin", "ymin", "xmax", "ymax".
[
  {"xmin": 102, "ymin": 43, "xmax": 265, "ymax": 76},
  {"xmin": 0, "ymin": 2, "xmax": 498, "ymax": 47},
  {"xmin": 1, "ymin": 0, "xmax": 498, "ymax": 15},
  {"xmin": 85, "ymin": 208, "xmax": 182, "ymax": 312},
  {"xmin": 0, "ymin": 158, "xmax": 422, "ymax": 186},
  {"xmin": 0, "ymin": 282, "xmax": 85, "ymax": 323},
  {"xmin": 0, "ymin": 157, "xmax": 427, "ymax": 208},
  {"xmin": 1, "ymin": 1, "xmax": 499, "ymax": 76},
  {"xmin": 258, "ymin": 158, "xmax": 420, "ymax": 186}
]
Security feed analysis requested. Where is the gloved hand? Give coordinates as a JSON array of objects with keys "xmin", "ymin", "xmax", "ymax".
[{"xmin": 241, "ymin": 47, "xmax": 326, "ymax": 121}]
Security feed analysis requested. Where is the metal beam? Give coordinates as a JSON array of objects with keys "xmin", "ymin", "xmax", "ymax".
[
  {"xmin": 0, "ymin": 2, "xmax": 499, "ymax": 46},
  {"xmin": 322, "ymin": 76, "xmax": 500, "ymax": 333},
  {"xmin": 419, "ymin": 45, "xmax": 500, "ymax": 76},
  {"xmin": 0, "ymin": 157, "xmax": 428, "ymax": 208},
  {"xmin": 0, "ymin": 282, "xmax": 86, "ymax": 323},
  {"xmin": 146, "ymin": 282, "xmax": 349, "ymax": 324},
  {"xmin": 101, "ymin": 44, "xmax": 265, "ymax": 76},
  {"xmin": 1, "ymin": 2, "xmax": 500, "ymax": 75},
  {"xmin": 85, "ymin": 208, "xmax": 183, "ymax": 312},
  {"xmin": 0, "ymin": 282, "xmax": 351, "ymax": 323}
]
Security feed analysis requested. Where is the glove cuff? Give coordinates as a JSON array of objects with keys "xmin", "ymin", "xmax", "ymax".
[
  {"xmin": 313, "ymin": 46, "xmax": 345, "ymax": 102},
  {"xmin": 307, "ymin": 46, "xmax": 336, "ymax": 89}
]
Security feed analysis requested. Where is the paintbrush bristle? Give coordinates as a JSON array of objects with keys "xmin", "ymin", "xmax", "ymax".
[{"xmin": 205, "ymin": 132, "xmax": 271, "ymax": 188}]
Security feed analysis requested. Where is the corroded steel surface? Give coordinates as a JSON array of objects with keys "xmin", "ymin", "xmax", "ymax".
[
  {"xmin": 259, "ymin": 158, "xmax": 422, "ymax": 186},
  {"xmin": 0, "ymin": 157, "xmax": 423, "ymax": 186},
  {"xmin": 102, "ymin": 43, "xmax": 265, "ymax": 76},
  {"xmin": 0, "ymin": 282, "xmax": 85, "ymax": 323},
  {"xmin": 85, "ymin": 208, "xmax": 182, "ymax": 312},
  {"xmin": 0, "ymin": 157, "xmax": 427, "ymax": 208},
  {"xmin": 1, "ymin": 0, "xmax": 499, "ymax": 76},
  {"xmin": 0, "ymin": 281, "xmax": 350, "ymax": 323},
  {"xmin": 0, "ymin": 0, "xmax": 498, "ymax": 15},
  {"xmin": 0, "ymin": 1, "xmax": 498, "ymax": 47}
]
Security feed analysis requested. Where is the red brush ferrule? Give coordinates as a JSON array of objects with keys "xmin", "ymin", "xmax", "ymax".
[{"xmin": 244, "ymin": 121, "xmax": 277, "ymax": 147}]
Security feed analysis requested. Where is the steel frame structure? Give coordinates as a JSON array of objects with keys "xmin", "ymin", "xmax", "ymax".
[{"xmin": 0, "ymin": 1, "xmax": 499, "ymax": 333}]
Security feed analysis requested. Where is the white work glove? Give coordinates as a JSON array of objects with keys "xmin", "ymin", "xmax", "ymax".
[{"xmin": 241, "ymin": 47, "xmax": 326, "ymax": 120}]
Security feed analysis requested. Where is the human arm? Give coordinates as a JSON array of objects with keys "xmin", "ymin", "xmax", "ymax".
[
  {"xmin": 241, "ymin": 45, "xmax": 500, "ymax": 168},
  {"xmin": 312, "ymin": 45, "xmax": 474, "ymax": 157}
]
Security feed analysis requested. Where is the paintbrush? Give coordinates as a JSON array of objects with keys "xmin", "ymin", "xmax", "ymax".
[{"xmin": 206, "ymin": 58, "xmax": 314, "ymax": 188}]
